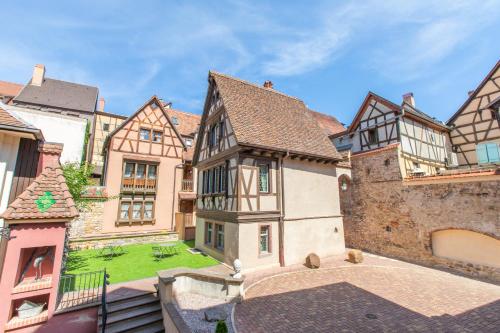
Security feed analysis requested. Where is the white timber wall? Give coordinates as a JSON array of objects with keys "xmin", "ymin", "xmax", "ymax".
[{"xmin": 0, "ymin": 133, "xmax": 20, "ymax": 226}]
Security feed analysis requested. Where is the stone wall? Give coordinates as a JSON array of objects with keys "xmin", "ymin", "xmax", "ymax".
[
  {"xmin": 69, "ymin": 199, "xmax": 178, "ymax": 250},
  {"xmin": 345, "ymin": 145, "xmax": 500, "ymax": 283}
]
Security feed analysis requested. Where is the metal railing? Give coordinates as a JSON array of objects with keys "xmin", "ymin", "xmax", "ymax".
[
  {"xmin": 101, "ymin": 270, "xmax": 110, "ymax": 333},
  {"xmin": 181, "ymin": 179, "xmax": 193, "ymax": 192},
  {"xmin": 57, "ymin": 269, "xmax": 106, "ymax": 311}
]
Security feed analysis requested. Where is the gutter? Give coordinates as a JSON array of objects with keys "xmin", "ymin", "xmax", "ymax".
[
  {"xmin": 278, "ymin": 150, "xmax": 289, "ymax": 267},
  {"xmin": 0, "ymin": 124, "xmax": 44, "ymax": 140}
]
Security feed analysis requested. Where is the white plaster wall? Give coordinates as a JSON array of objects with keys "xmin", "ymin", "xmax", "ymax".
[
  {"xmin": 237, "ymin": 221, "xmax": 280, "ymax": 271},
  {"xmin": 284, "ymin": 217, "xmax": 345, "ymax": 266},
  {"xmin": 9, "ymin": 107, "xmax": 87, "ymax": 163},
  {"xmin": 282, "ymin": 158, "xmax": 340, "ymax": 219},
  {"xmin": 0, "ymin": 133, "xmax": 20, "ymax": 227},
  {"xmin": 195, "ymin": 218, "xmax": 238, "ymax": 265}
]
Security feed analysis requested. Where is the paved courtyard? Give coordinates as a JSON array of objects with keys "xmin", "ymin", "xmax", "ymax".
[{"xmin": 234, "ymin": 254, "xmax": 500, "ymax": 332}]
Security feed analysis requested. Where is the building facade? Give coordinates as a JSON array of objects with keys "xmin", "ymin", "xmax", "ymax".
[
  {"xmin": 447, "ymin": 60, "xmax": 500, "ymax": 167},
  {"xmin": 338, "ymin": 92, "xmax": 450, "ymax": 177},
  {"xmin": 193, "ymin": 73, "xmax": 345, "ymax": 271}
]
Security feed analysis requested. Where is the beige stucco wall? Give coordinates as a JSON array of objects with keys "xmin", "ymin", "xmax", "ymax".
[
  {"xmin": 195, "ymin": 218, "xmax": 238, "ymax": 265},
  {"xmin": 282, "ymin": 158, "xmax": 341, "ymax": 219},
  {"xmin": 284, "ymin": 217, "xmax": 345, "ymax": 266},
  {"xmin": 237, "ymin": 221, "xmax": 280, "ymax": 271},
  {"xmin": 432, "ymin": 230, "xmax": 500, "ymax": 268},
  {"xmin": 103, "ymin": 150, "xmax": 183, "ymax": 234},
  {"xmin": 91, "ymin": 113, "xmax": 125, "ymax": 173}
]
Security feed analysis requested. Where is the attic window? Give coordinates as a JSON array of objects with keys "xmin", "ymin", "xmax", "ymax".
[
  {"xmin": 103, "ymin": 123, "xmax": 110, "ymax": 132},
  {"xmin": 185, "ymin": 138, "xmax": 193, "ymax": 147},
  {"xmin": 172, "ymin": 116, "xmax": 179, "ymax": 125},
  {"xmin": 368, "ymin": 129, "xmax": 378, "ymax": 144}
]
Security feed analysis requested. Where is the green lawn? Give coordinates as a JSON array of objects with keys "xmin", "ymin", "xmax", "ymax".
[{"xmin": 64, "ymin": 241, "xmax": 219, "ymax": 284}]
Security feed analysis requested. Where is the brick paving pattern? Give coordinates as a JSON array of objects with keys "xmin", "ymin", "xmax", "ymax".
[{"xmin": 235, "ymin": 254, "xmax": 500, "ymax": 332}]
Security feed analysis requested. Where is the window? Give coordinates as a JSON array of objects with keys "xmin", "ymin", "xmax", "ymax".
[
  {"xmin": 144, "ymin": 202, "xmax": 154, "ymax": 219},
  {"xmin": 136, "ymin": 164, "xmax": 146, "ymax": 179},
  {"xmin": 219, "ymin": 165, "xmax": 226, "ymax": 192},
  {"xmin": 171, "ymin": 116, "xmax": 179, "ymax": 125},
  {"xmin": 205, "ymin": 222, "xmax": 213, "ymax": 245},
  {"xmin": 476, "ymin": 143, "xmax": 500, "ymax": 164},
  {"xmin": 148, "ymin": 165, "xmax": 157, "ymax": 179},
  {"xmin": 259, "ymin": 164, "xmax": 269, "ymax": 193},
  {"xmin": 185, "ymin": 138, "xmax": 193, "ymax": 147},
  {"xmin": 368, "ymin": 128, "xmax": 378, "ymax": 145},
  {"xmin": 103, "ymin": 123, "xmax": 110, "ymax": 132},
  {"xmin": 132, "ymin": 202, "xmax": 142, "ymax": 219},
  {"xmin": 153, "ymin": 131, "xmax": 162, "ymax": 143},
  {"xmin": 150, "ymin": 101, "xmax": 159, "ymax": 109},
  {"xmin": 140, "ymin": 128, "xmax": 150, "ymax": 140},
  {"xmin": 340, "ymin": 178, "xmax": 348, "ymax": 191},
  {"xmin": 120, "ymin": 202, "xmax": 130, "ymax": 219},
  {"xmin": 260, "ymin": 225, "xmax": 270, "ymax": 254},
  {"xmin": 216, "ymin": 224, "xmax": 224, "ymax": 250},
  {"xmin": 201, "ymin": 164, "xmax": 227, "ymax": 195},
  {"xmin": 124, "ymin": 163, "xmax": 135, "ymax": 178},
  {"xmin": 492, "ymin": 110, "xmax": 499, "ymax": 120}
]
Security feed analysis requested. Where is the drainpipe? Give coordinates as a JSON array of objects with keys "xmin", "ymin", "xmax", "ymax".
[
  {"xmin": 171, "ymin": 163, "xmax": 184, "ymax": 232},
  {"xmin": 278, "ymin": 150, "xmax": 289, "ymax": 267}
]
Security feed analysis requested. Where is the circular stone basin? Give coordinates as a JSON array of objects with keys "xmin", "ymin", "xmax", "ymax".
[{"xmin": 234, "ymin": 266, "xmax": 500, "ymax": 332}]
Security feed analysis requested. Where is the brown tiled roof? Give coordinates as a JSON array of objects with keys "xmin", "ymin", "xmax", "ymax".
[
  {"xmin": 183, "ymin": 147, "xmax": 195, "ymax": 161},
  {"xmin": 1, "ymin": 166, "xmax": 79, "ymax": 221},
  {"xmin": 0, "ymin": 80, "xmax": 23, "ymax": 97},
  {"xmin": 0, "ymin": 105, "xmax": 35, "ymax": 129},
  {"xmin": 167, "ymin": 109, "xmax": 201, "ymax": 138},
  {"xmin": 210, "ymin": 72, "xmax": 342, "ymax": 160},
  {"xmin": 308, "ymin": 110, "xmax": 346, "ymax": 136}
]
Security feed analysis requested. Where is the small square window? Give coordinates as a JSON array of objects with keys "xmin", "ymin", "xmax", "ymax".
[
  {"xmin": 103, "ymin": 123, "xmax": 110, "ymax": 132},
  {"xmin": 153, "ymin": 130, "xmax": 162, "ymax": 143},
  {"xmin": 171, "ymin": 116, "xmax": 179, "ymax": 125},
  {"xmin": 140, "ymin": 128, "xmax": 151, "ymax": 141},
  {"xmin": 185, "ymin": 138, "xmax": 193, "ymax": 147}
]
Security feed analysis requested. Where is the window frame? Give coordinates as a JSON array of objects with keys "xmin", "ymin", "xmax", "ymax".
[
  {"xmin": 205, "ymin": 222, "xmax": 213, "ymax": 245},
  {"xmin": 215, "ymin": 223, "xmax": 224, "ymax": 251},
  {"xmin": 103, "ymin": 123, "xmax": 110, "ymax": 132},
  {"xmin": 258, "ymin": 163, "xmax": 270, "ymax": 193},
  {"xmin": 152, "ymin": 130, "xmax": 163, "ymax": 143},
  {"xmin": 139, "ymin": 128, "xmax": 151, "ymax": 141},
  {"xmin": 118, "ymin": 199, "xmax": 155, "ymax": 223},
  {"xmin": 258, "ymin": 224, "xmax": 272, "ymax": 256},
  {"xmin": 367, "ymin": 128, "xmax": 378, "ymax": 145}
]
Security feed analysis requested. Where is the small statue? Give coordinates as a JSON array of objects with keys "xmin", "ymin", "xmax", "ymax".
[{"xmin": 233, "ymin": 259, "xmax": 242, "ymax": 278}]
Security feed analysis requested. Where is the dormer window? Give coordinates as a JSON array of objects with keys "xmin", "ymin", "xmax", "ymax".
[
  {"xmin": 185, "ymin": 138, "xmax": 193, "ymax": 147},
  {"xmin": 172, "ymin": 116, "xmax": 179, "ymax": 125}
]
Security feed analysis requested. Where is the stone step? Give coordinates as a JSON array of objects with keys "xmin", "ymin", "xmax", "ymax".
[
  {"xmin": 105, "ymin": 303, "xmax": 162, "ymax": 325},
  {"xmin": 99, "ymin": 293, "xmax": 159, "ymax": 315},
  {"xmin": 101, "ymin": 311, "xmax": 163, "ymax": 333},
  {"xmin": 122, "ymin": 320, "xmax": 165, "ymax": 333}
]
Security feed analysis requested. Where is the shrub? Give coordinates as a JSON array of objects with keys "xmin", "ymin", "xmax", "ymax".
[
  {"xmin": 215, "ymin": 320, "xmax": 228, "ymax": 333},
  {"xmin": 61, "ymin": 162, "xmax": 94, "ymax": 207}
]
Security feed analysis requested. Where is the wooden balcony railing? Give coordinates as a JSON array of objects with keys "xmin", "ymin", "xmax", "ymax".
[
  {"xmin": 181, "ymin": 179, "xmax": 193, "ymax": 192},
  {"xmin": 122, "ymin": 177, "xmax": 157, "ymax": 192}
]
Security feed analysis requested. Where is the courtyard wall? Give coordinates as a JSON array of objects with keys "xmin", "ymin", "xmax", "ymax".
[{"xmin": 344, "ymin": 145, "xmax": 500, "ymax": 282}]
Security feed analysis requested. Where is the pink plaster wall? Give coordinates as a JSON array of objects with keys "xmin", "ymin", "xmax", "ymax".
[
  {"xmin": 103, "ymin": 150, "xmax": 183, "ymax": 233},
  {"xmin": 0, "ymin": 222, "xmax": 67, "ymax": 329},
  {"xmin": 14, "ymin": 307, "xmax": 97, "ymax": 333}
]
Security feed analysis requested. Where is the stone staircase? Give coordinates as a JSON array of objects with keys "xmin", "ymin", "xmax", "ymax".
[{"xmin": 98, "ymin": 292, "xmax": 164, "ymax": 333}]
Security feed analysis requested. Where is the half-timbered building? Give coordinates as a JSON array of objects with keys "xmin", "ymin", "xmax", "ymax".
[
  {"xmin": 193, "ymin": 73, "xmax": 345, "ymax": 271},
  {"xmin": 101, "ymin": 96, "xmax": 188, "ymax": 236},
  {"xmin": 342, "ymin": 92, "xmax": 450, "ymax": 177},
  {"xmin": 447, "ymin": 60, "xmax": 500, "ymax": 167}
]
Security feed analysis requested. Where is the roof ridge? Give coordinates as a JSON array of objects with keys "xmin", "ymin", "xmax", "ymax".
[
  {"xmin": 0, "ymin": 102, "xmax": 38, "ymax": 129},
  {"xmin": 40, "ymin": 77, "xmax": 98, "ymax": 89},
  {"xmin": 167, "ymin": 108, "xmax": 201, "ymax": 118},
  {"xmin": 209, "ymin": 70, "xmax": 303, "ymax": 102}
]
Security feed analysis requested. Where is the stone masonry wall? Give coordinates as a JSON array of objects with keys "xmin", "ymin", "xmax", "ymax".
[
  {"xmin": 69, "ymin": 200, "xmax": 178, "ymax": 250},
  {"xmin": 345, "ymin": 146, "xmax": 500, "ymax": 283}
]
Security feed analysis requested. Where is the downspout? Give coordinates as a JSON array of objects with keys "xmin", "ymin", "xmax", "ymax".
[
  {"xmin": 278, "ymin": 150, "xmax": 289, "ymax": 267},
  {"xmin": 171, "ymin": 163, "xmax": 184, "ymax": 232}
]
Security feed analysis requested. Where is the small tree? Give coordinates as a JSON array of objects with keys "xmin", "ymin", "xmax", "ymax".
[
  {"xmin": 215, "ymin": 320, "xmax": 228, "ymax": 333},
  {"xmin": 61, "ymin": 162, "xmax": 94, "ymax": 208}
]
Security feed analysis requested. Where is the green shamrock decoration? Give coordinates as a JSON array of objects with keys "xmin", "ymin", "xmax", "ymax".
[{"xmin": 35, "ymin": 191, "xmax": 56, "ymax": 212}]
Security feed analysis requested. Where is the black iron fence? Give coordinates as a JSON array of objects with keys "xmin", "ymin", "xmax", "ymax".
[
  {"xmin": 101, "ymin": 270, "xmax": 110, "ymax": 333},
  {"xmin": 56, "ymin": 269, "xmax": 106, "ymax": 311}
]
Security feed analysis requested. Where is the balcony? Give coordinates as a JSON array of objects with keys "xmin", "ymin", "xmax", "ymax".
[
  {"xmin": 181, "ymin": 179, "xmax": 193, "ymax": 192},
  {"xmin": 121, "ymin": 177, "xmax": 157, "ymax": 193}
]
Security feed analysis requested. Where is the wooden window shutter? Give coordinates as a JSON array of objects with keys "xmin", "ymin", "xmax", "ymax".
[
  {"xmin": 476, "ymin": 144, "xmax": 489, "ymax": 164},
  {"xmin": 486, "ymin": 143, "xmax": 500, "ymax": 163}
]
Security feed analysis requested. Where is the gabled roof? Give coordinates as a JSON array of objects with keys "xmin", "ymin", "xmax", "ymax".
[
  {"xmin": 447, "ymin": 60, "xmax": 500, "ymax": 125},
  {"xmin": 103, "ymin": 95, "xmax": 187, "ymax": 153},
  {"xmin": 348, "ymin": 91, "xmax": 448, "ymax": 133},
  {"xmin": 308, "ymin": 109, "xmax": 346, "ymax": 137},
  {"xmin": 1, "ymin": 164, "xmax": 78, "ymax": 221},
  {"xmin": 0, "ymin": 80, "xmax": 23, "ymax": 97},
  {"xmin": 166, "ymin": 108, "xmax": 201, "ymax": 138},
  {"xmin": 13, "ymin": 78, "xmax": 98, "ymax": 114},
  {"xmin": 206, "ymin": 71, "xmax": 342, "ymax": 160},
  {"xmin": 0, "ymin": 103, "xmax": 44, "ymax": 139}
]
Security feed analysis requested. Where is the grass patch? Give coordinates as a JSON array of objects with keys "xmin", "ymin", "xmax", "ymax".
[{"xmin": 64, "ymin": 241, "xmax": 219, "ymax": 284}]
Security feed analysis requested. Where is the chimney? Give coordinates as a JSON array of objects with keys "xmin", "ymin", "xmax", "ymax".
[
  {"xmin": 263, "ymin": 80, "xmax": 274, "ymax": 89},
  {"xmin": 402, "ymin": 92, "xmax": 415, "ymax": 107},
  {"xmin": 36, "ymin": 142, "xmax": 64, "ymax": 175},
  {"xmin": 32, "ymin": 64, "xmax": 46, "ymax": 86},
  {"xmin": 468, "ymin": 90, "xmax": 474, "ymax": 97},
  {"xmin": 98, "ymin": 97, "xmax": 105, "ymax": 112}
]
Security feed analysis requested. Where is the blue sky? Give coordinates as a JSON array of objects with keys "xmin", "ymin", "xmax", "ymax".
[{"xmin": 2, "ymin": 1, "xmax": 500, "ymax": 125}]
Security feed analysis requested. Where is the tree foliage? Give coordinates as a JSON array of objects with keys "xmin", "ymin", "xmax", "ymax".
[
  {"xmin": 215, "ymin": 320, "xmax": 228, "ymax": 333},
  {"xmin": 62, "ymin": 162, "xmax": 94, "ymax": 207}
]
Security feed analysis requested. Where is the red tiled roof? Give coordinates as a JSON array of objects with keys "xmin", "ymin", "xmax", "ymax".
[
  {"xmin": 0, "ymin": 80, "xmax": 23, "ymax": 97},
  {"xmin": 0, "ymin": 105, "xmax": 34, "ymax": 129},
  {"xmin": 405, "ymin": 167, "xmax": 499, "ymax": 182},
  {"xmin": 1, "ymin": 165, "xmax": 79, "ymax": 221},
  {"xmin": 351, "ymin": 143, "xmax": 400, "ymax": 158},
  {"xmin": 308, "ymin": 110, "xmax": 346, "ymax": 136},
  {"xmin": 167, "ymin": 109, "xmax": 201, "ymax": 138},
  {"xmin": 209, "ymin": 71, "xmax": 342, "ymax": 160}
]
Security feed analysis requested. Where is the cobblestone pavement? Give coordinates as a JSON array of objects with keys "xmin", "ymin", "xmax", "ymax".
[{"xmin": 235, "ymin": 254, "xmax": 500, "ymax": 332}]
